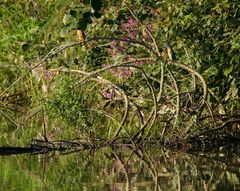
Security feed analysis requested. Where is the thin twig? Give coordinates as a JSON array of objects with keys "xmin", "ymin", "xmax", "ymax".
[
  {"xmin": 125, "ymin": 3, "xmax": 162, "ymax": 57},
  {"xmin": 195, "ymin": 118, "xmax": 240, "ymax": 136}
]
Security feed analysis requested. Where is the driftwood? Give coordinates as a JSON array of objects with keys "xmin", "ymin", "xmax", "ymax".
[{"xmin": 0, "ymin": 139, "xmax": 95, "ymax": 156}]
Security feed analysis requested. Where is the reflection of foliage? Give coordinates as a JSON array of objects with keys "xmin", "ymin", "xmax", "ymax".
[
  {"xmin": 0, "ymin": 0, "xmax": 239, "ymax": 145},
  {"xmin": 1, "ymin": 147, "xmax": 240, "ymax": 191}
]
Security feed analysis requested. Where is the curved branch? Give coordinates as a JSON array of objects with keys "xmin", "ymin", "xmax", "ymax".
[
  {"xmin": 61, "ymin": 60, "xmax": 157, "ymax": 142},
  {"xmin": 50, "ymin": 67, "xmax": 130, "ymax": 143},
  {"xmin": 0, "ymin": 36, "xmax": 155, "ymax": 99},
  {"xmin": 75, "ymin": 63, "xmax": 157, "ymax": 142},
  {"xmin": 174, "ymin": 62, "xmax": 208, "ymax": 110}
]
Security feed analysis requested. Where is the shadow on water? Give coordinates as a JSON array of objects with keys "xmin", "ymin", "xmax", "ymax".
[{"xmin": 1, "ymin": 145, "xmax": 240, "ymax": 191}]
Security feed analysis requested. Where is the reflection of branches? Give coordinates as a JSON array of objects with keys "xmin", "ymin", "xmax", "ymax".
[
  {"xmin": 112, "ymin": 151, "xmax": 131, "ymax": 191},
  {"xmin": 15, "ymin": 155, "xmax": 42, "ymax": 185},
  {"xmin": 145, "ymin": 151, "xmax": 161, "ymax": 191},
  {"xmin": 40, "ymin": 154, "xmax": 48, "ymax": 191},
  {"xmin": 127, "ymin": 148, "xmax": 162, "ymax": 191}
]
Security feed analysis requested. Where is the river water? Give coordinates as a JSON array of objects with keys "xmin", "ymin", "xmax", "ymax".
[{"xmin": 0, "ymin": 146, "xmax": 240, "ymax": 191}]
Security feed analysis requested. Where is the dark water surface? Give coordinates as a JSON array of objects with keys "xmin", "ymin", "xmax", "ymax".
[{"xmin": 0, "ymin": 146, "xmax": 240, "ymax": 191}]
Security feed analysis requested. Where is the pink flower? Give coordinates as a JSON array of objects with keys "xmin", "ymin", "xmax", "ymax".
[
  {"xmin": 111, "ymin": 40, "xmax": 117, "ymax": 49},
  {"xmin": 102, "ymin": 90, "xmax": 114, "ymax": 99},
  {"xmin": 128, "ymin": 18, "xmax": 137, "ymax": 28},
  {"xmin": 123, "ymin": 69, "xmax": 132, "ymax": 78},
  {"xmin": 128, "ymin": 30, "xmax": 137, "ymax": 39},
  {"xmin": 134, "ymin": 60, "xmax": 145, "ymax": 65},
  {"xmin": 44, "ymin": 70, "xmax": 53, "ymax": 81}
]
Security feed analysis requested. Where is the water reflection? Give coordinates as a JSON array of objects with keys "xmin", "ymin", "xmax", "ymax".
[{"xmin": 0, "ymin": 146, "xmax": 240, "ymax": 191}]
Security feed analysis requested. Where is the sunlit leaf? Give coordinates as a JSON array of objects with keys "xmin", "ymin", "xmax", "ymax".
[
  {"xmin": 218, "ymin": 104, "xmax": 226, "ymax": 115},
  {"xmin": 223, "ymin": 66, "xmax": 233, "ymax": 76},
  {"xmin": 152, "ymin": 67, "xmax": 160, "ymax": 76},
  {"xmin": 114, "ymin": 54, "xmax": 126, "ymax": 64},
  {"xmin": 60, "ymin": 28, "xmax": 68, "ymax": 38},
  {"xmin": 63, "ymin": 14, "xmax": 72, "ymax": 25}
]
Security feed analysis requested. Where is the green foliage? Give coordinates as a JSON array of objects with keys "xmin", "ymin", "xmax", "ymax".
[
  {"xmin": 158, "ymin": 0, "xmax": 240, "ymax": 103},
  {"xmin": 47, "ymin": 78, "xmax": 84, "ymax": 125},
  {"xmin": 0, "ymin": 0, "xmax": 239, "ymax": 144},
  {"xmin": 47, "ymin": 77, "xmax": 92, "ymax": 126}
]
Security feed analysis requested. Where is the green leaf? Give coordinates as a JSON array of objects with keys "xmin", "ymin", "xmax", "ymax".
[
  {"xmin": 114, "ymin": 54, "xmax": 126, "ymax": 64},
  {"xmin": 230, "ymin": 80, "xmax": 238, "ymax": 98},
  {"xmin": 60, "ymin": 28, "xmax": 68, "ymax": 38},
  {"xmin": 223, "ymin": 66, "xmax": 233, "ymax": 76},
  {"xmin": 218, "ymin": 104, "xmax": 226, "ymax": 115},
  {"xmin": 83, "ymin": 11, "xmax": 93, "ymax": 23},
  {"xmin": 224, "ymin": 79, "xmax": 238, "ymax": 101},
  {"xmin": 82, "ymin": 0, "xmax": 90, "ymax": 4},
  {"xmin": 204, "ymin": 65, "xmax": 218, "ymax": 77},
  {"xmin": 70, "ymin": 10, "xmax": 78, "ymax": 18},
  {"xmin": 91, "ymin": 0, "xmax": 103, "ymax": 11},
  {"xmin": 22, "ymin": 43, "xmax": 30, "ymax": 51},
  {"xmin": 93, "ymin": 11, "xmax": 102, "ymax": 18},
  {"xmin": 235, "ymin": 55, "xmax": 239, "ymax": 64},
  {"xmin": 152, "ymin": 67, "xmax": 160, "ymax": 76},
  {"xmin": 77, "ymin": 18, "xmax": 88, "ymax": 30},
  {"xmin": 63, "ymin": 14, "xmax": 72, "ymax": 25}
]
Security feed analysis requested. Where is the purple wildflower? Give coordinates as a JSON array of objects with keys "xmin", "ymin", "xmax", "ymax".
[
  {"xmin": 111, "ymin": 40, "xmax": 117, "ymax": 49},
  {"xmin": 44, "ymin": 70, "xmax": 53, "ymax": 81}
]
